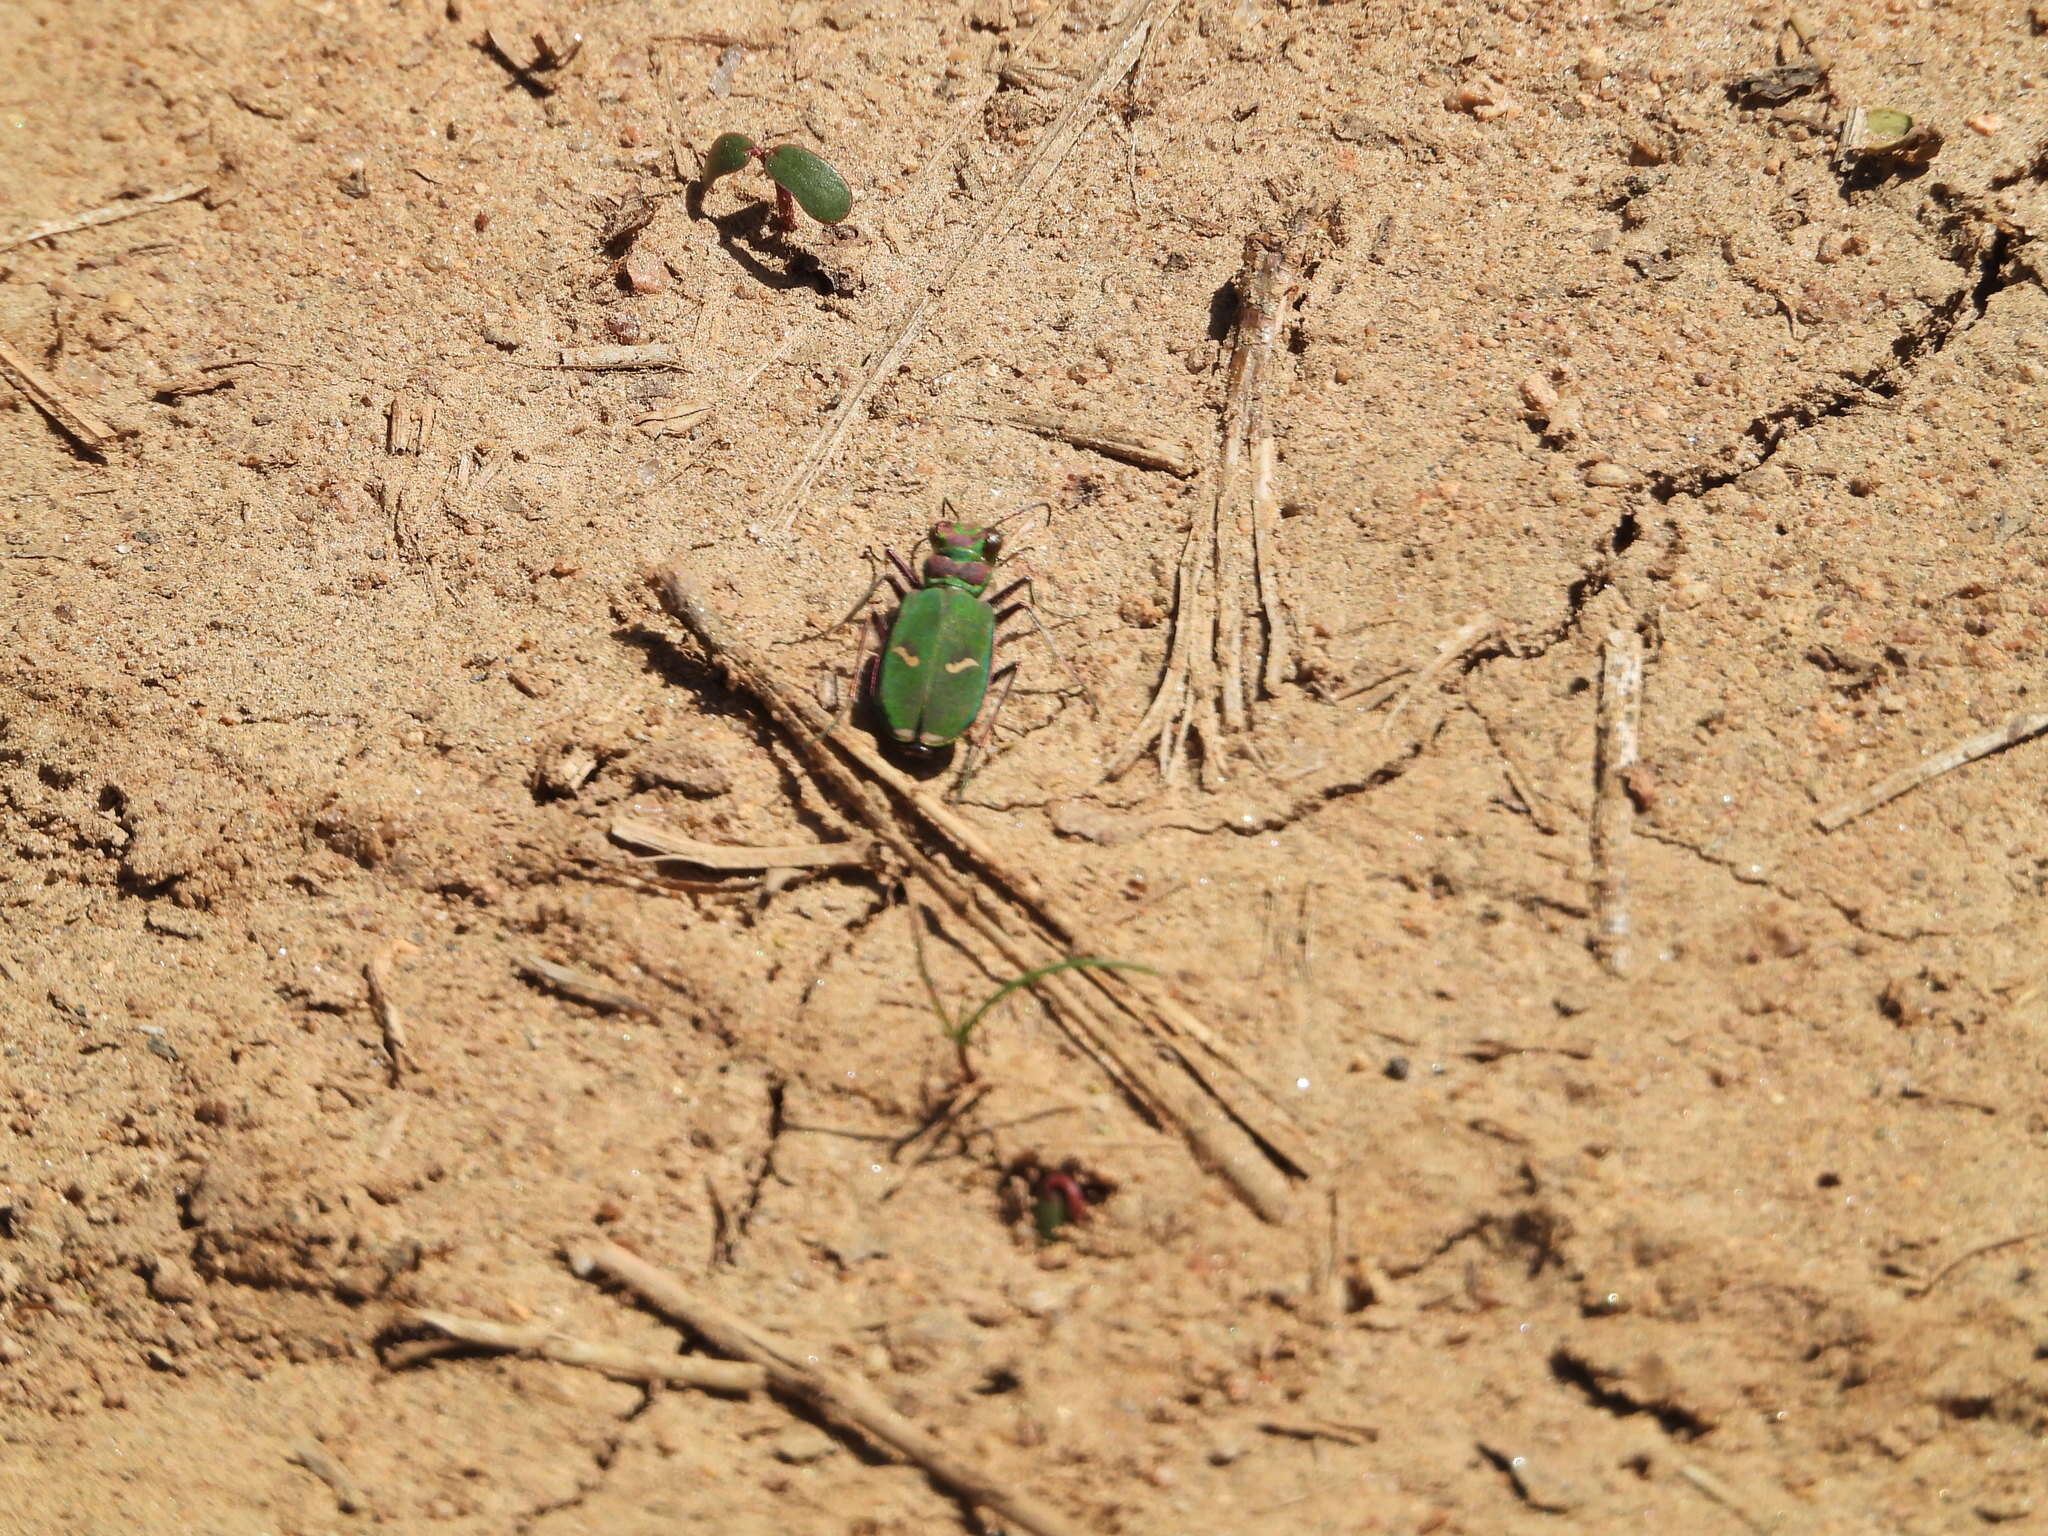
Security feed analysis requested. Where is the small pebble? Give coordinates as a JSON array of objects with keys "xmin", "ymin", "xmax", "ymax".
[
  {"xmin": 622, "ymin": 248, "xmax": 669, "ymax": 294},
  {"xmin": 1583, "ymin": 461, "xmax": 1641, "ymax": 488},
  {"xmin": 1384, "ymin": 1056, "xmax": 1411, "ymax": 1081},
  {"xmin": 770, "ymin": 1426, "xmax": 839, "ymax": 1465},
  {"xmin": 1966, "ymin": 113, "xmax": 2004, "ymax": 136}
]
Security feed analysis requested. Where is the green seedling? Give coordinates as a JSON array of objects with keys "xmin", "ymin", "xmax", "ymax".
[
  {"xmin": 701, "ymin": 132, "xmax": 852, "ymax": 230},
  {"xmin": 839, "ymin": 502, "xmax": 1094, "ymax": 791}
]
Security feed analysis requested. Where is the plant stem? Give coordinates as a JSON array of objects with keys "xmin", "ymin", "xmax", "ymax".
[{"xmin": 774, "ymin": 182, "xmax": 797, "ymax": 231}]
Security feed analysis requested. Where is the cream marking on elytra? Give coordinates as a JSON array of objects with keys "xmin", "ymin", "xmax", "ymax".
[
  {"xmin": 890, "ymin": 646, "xmax": 921, "ymax": 667},
  {"xmin": 944, "ymin": 656, "xmax": 981, "ymax": 675}
]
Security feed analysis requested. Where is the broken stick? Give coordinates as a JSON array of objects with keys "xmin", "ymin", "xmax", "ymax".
[
  {"xmin": 518, "ymin": 956, "xmax": 660, "ymax": 1019},
  {"xmin": 570, "ymin": 1241, "xmax": 1095, "ymax": 1536},
  {"xmin": 363, "ymin": 948, "xmax": 412, "ymax": 1087},
  {"xmin": 0, "ymin": 182, "xmax": 208, "ymax": 255},
  {"xmin": 396, "ymin": 1308, "xmax": 767, "ymax": 1391},
  {"xmin": 0, "ymin": 335, "xmax": 126, "ymax": 455},
  {"xmin": 1816, "ymin": 709, "xmax": 2048, "ymax": 832},
  {"xmin": 985, "ymin": 408, "xmax": 1194, "ymax": 477},
  {"xmin": 1589, "ymin": 628, "xmax": 1643, "ymax": 976},
  {"xmin": 287, "ymin": 1442, "xmax": 369, "ymax": 1516},
  {"xmin": 609, "ymin": 815, "xmax": 873, "ymax": 870}
]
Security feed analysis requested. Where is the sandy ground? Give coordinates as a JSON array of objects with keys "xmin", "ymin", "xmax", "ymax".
[{"xmin": 4, "ymin": 0, "xmax": 2048, "ymax": 1530}]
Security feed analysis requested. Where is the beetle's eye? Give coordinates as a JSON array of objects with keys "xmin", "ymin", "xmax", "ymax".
[
  {"xmin": 929, "ymin": 522, "xmax": 952, "ymax": 546},
  {"xmin": 983, "ymin": 530, "xmax": 1004, "ymax": 556}
]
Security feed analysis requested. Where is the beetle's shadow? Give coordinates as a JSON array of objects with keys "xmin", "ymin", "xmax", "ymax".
[{"xmin": 687, "ymin": 183, "xmax": 830, "ymax": 294}]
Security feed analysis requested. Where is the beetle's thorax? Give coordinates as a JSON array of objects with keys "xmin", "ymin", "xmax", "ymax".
[{"xmin": 922, "ymin": 550, "xmax": 992, "ymax": 592}]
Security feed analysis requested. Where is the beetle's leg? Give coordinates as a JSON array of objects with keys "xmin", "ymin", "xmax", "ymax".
[
  {"xmin": 821, "ymin": 550, "xmax": 912, "ymax": 639},
  {"xmin": 983, "ymin": 574, "xmax": 1097, "ymax": 718},
  {"xmin": 885, "ymin": 546, "xmax": 920, "ymax": 592},
  {"xmin": 950, "ymin": 661, "xmax": 1020, "ymax": 800},
  {"xmin": 835, "ymin": 612, "xmax": 886, "ymax": 732}
]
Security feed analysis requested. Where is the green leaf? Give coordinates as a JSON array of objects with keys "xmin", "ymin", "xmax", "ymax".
[
  {"xmin": 1861, "ymin": 108, "xmax": 1914, "ymax": 143},
  {"xmin": 763, "ymin": 145, "xmax": 853, "ymax": 225},
  {"xmin": 703, "ymin": 132, "xmax": 754, "ymax": 183}
]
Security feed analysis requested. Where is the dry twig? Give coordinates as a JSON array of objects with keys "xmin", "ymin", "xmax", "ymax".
[
  {"xmin": 396, "ymin": 1308, "xmax": 767, "ymax": 1391},
  {"xmin": 0, "ymin": 335, "xmax": 127, "ymax": 455},
  {"xmin": 1107, "ymin": 211, "xmax": 1324, "ymax": 786},
  {"xmin": 557, "ymin": 344, "xmax": 688, "ymax": 370},
  {"xmin": 1589, "ymin": 628, "xmax": 1643, "ymax": 975},
  {"xmin": 1816, "ymin": 710, "xmax": 2048, "ymax": 832},
  {"xmin": 287, "ymin": 1442, "xmax": 369, "ymax": 1516},
  {"xmin": 609, "ymin": 815, "xmax": 873, "ymax": 870},
  {"xmin": 363, "ymin": 947, "xmax": 412, "ymax": 1087},
  {"xmin": 1676, "ymin": 1462, "xmax": 1779, "ymax": 1535},
  {"xmin": 1907, "ymin": 1227, "xmax": 2048, "ymax": 1299},
  {"xmin": 0, "ymin": 183, "xmax": 208, "ymax": 254},
  {"xmin": 1371, "ymin": 613, "xmax": 1498, "ymax": 725},
  {"xmin": 980, "ymin": 407, "xmax": 1194, "ymax": 476},
  {"xmin": 570, "ymin": 1241, "xmax": 1095, "ymax": 1536},
  {"xmin": 657, "ymin": 572, "xmax": 1309, "ymax": 1222},
  {"xmin": 518, "ymin": 956, "xmax": 659, "ymax": 1018}
]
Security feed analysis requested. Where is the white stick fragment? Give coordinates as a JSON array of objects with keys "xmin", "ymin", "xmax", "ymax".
[
  {"xmin": 1815, "ymin": 710, "xmax": 2048, "ymax": 832},
  {"xmin": 1590, "ymin": 628, "xmax": 1644, "ymax": 976},
  {"xmin": 287, "ymin": 1442, "xmax": 369, "ymax": 1516},
  {"xmin": 608, "ymin": 816, "xmax": 873, "ymax": 870},
  {"xmin": 0, "ymin": 182, "xmax": 208, "ymax": 254},
  {"xmin": 400, "ymin": 1308, "xmax": 768, "ymax": 1391},
  {"xmin": 1373, "ymin": 613, "xmax": 1498, "ymax": 728}
]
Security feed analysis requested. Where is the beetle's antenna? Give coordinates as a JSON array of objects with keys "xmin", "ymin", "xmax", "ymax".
[{"xmin": 988, "ymin": 499, "xmax": 1050, "ymax": 529}]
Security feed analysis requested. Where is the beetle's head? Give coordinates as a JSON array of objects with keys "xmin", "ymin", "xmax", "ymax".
[{"xmin": 930, "ymin": 520, "xmax": 998, "ymax": 554}]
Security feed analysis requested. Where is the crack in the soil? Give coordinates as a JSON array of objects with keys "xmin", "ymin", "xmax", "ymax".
[
  {"xmin": 717, "ymin": 1077, "xmax": 787, "ymax": 1267},
  {"xmin": 1468, "ymin": 192, "xmax": 2026, "ymax": 676},
  {"xmin": 1634, "ymin": 824, "xmax": 1950, "ymax": 942},
  {"xmin": 1647, "ymin": 224, "xmax": 2015, "ymax": 508}
]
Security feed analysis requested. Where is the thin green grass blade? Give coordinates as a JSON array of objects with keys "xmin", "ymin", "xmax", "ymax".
[{"xmin": 949, "ymin": 957, "xmax": 1154, "ymax": 1048}]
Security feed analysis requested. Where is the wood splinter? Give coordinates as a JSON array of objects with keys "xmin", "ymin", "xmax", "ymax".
[
  {"xmin": 287, "ymin": 1442, "xmax": 369, "ymax": 1516},
  {"xmin": 392, "ymin": 1308, "xmax": 767, "ymax": 1392},
  {"xmin": 0, "ymin": 336, "xmax": 129, "ymax": 455},
  {"xmin": 609, "ymin": 815, "xmax": 873, "ymax": 870},
  {"xmin": 0, "ymin": 182, "xmax": 208, "ymax": 255},
  {"xmin": 1816, "ymin": 709, "xmax": 2048, "ymax": 832},
  {"xmin": 1589, "ymin": 628, "xmax": 1644, "ymax": 976},
  {"xmin": 983, "ymin": 408, "xmax": 1194, "ymax": 477},
  {"xmin": 363, "ymin": 947, "xmax": 413, "ymax": 1087},
  {"xmin": 569, "ymin": 1240, "xmax": 1097, "ymax": 1536}
]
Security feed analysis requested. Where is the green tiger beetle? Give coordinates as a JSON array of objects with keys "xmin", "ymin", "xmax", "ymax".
[{"xmin": 839, "ymin": 502, "xmax": 1090, "ymax": 785}]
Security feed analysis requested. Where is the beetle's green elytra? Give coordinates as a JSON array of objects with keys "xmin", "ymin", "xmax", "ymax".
[{"xmin": 876, "ymin": 522, "xmax": 1004, "ymax": 750}]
